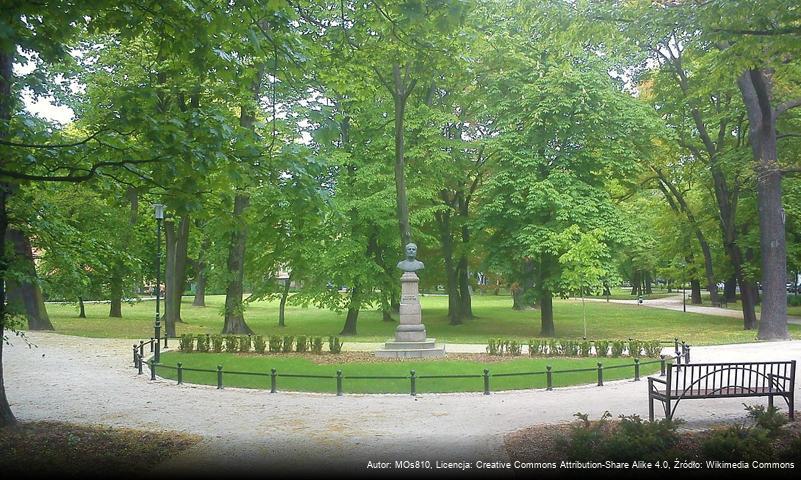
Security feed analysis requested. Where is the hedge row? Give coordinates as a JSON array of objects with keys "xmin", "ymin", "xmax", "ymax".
[
  {"xmin": 178, "ymin": 334, "xmax": 344, "ymax": 354},
  {"xmin": 486, "ymin": 338, "xmax": 664, "ymax": 358}
]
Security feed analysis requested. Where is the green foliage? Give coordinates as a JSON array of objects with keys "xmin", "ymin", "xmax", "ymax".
[
  {"xmin": 643, "ymin": 341, "xmax": 662, "ymax": 358},
  {"xmin": 611, "ymin": 341, "xmax": 625, "ymax": 358},
  {"xmin": 281, "ymin": 336, "xmax": 294, "ymax": 353},
  {"xmin": 196, "ymin": 334, "xmax": 210, "ymax": 353},
  {"xmin": 179, "ymin": 334, "xmax": 194, "ymax": 353},
  {"xmin": 224, "ymin": 336, "xmax": 238, "ymax": 353},
  {"xmin": 296, "ymin": 336, "xmax": 308, "ymax": 353},
  {"xmin": 562, "ymin": 412, "xmax": 682, "ymax": 462},
  {"xmin": 628, "ymin": 339, "xmax": 643, "ymax": 358},
  {"xmin": 486, "ymin": 338, "xmax": 501, "ymax": 355},
  {"xmin": 311, "ymin": 337, "xmax": 324, "ymax": 355},
  {"xmin": 508, "ymin": 340, "xmax": 522, "ymax": 356},
  {"xmin": 328, "ymin": 336, "xmax": 343, "ymax": 354},
  {"xmin": 578, "ymin": 341, "xmax": 592, "ymax": 357},
  {"xmin": 700, "ymin": 424, "xmax": 773, "ymax": 462},
  {"xmin": 211, "ymin": 335, "xmax": 223, "ymax": 353},
  {"xmin": 788, "ymin": 295, "xmax": 801, "ymax": 307},
  {"xmin": 528, "ymin": 339, "xmax": 545, "ymax": 356},
  {"xmin": 595, "ymin": 340, "xmax": 610, "ymax": 357},
  {"xmin": 268, "ymin": 336, "xmax": 282, "ymax": 353},
  {"xmin": 744, "ymin": 404, "xmax": 788, "ymax": 437},
  {"xmin": 238, "ymin": 336, "xmax": 251, "ymax": 353},
  {"xmin": 253, "ymin": 335, "xmax": 267, "ymax": 354}
]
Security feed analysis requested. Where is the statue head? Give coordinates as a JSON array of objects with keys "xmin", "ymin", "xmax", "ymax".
[{"xmin": 405, "ymin": 242, "xmax": 417, "ymax": 259}]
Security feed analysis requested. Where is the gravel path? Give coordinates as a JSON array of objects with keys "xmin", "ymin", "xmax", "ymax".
[{"xmin": 5, "ymin": 332, "xmax": 801, "ymax": 474}]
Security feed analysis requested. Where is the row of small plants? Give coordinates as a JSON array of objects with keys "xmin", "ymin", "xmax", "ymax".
[
  {"xmin": 486, "ymin": 338, "xmax": 664, "ymax": 358},
  {"xmin": 561, "ymin": 405, "xmax": 799, "ymax": 463},
  {"xmin": 178, "ymin": 334, "xmax": 344, "ymax": 354}
]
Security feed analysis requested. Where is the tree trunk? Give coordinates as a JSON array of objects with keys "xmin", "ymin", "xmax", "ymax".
[
  {"xmin": 278, "ymin": 274, "xmax": 291, "ymax": 327},
  {"xmin": 645, "ymin": 271, "xmax": 653, "ymax": 294},
  {"xmin": 437, "ymin": 210, "xmax": 462, "ymax": 324},
  {"xmin": 391, "ymin": 63, "xmax": 414, "ymax": 248},
  {"xmin": 340, "ymin": 285, "xmax": 360, "ymax": 336},
  {"xmin": 539, "ymin": 289, "xmax": 554, "ymax": 337},
  {"xmin": 724, "ymin": 275, "xmax": 737, "ymax": 301},
  {"xmin": 78, "ymin": 296, "xmax": 86, "ymax": 318},
  {"xmin": 737, "ymin": 69, "xmax": 789, "ymax": 340},
  {"xmin": 222, "ymin": 194, "xmax": 253, "ymax": 335},
  {"xmin": 630, "ymin": 271, "xmax": 641, "ymax": 296},
  {"xmin": 456, "ymin": 192, "xmax": 473, "ymax": 319},
  {"xmin": 0, "ymin": 184, "xmax": 18, "ymax": 426},
  {"xmin": 5, "ymin": 229, "xmax": 53, "ymax": 330},
  {"xmin": 192, "ymin": 236, "xmax": 210, "ymax": 307},
  {"xmin": 164, "ymin": 215, "xmax": 190, "ymax": 335},
  {"xmin": 513, "ymin": 258, "xmax": 536, "ymax": 310},
  {"xmin": 690, "ymin": 279, "xmax": 702, "ymax": 305},
  {"xmin": 108, "ymin": 263, "xmax": 123, "ymax": 318}
]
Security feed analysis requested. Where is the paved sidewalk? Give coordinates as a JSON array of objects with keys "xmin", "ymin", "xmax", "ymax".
[
  {"xmin": 5, "ymin": 332, "xmax": 800, "ymax": 474},
  {"xmin": 585, "ymin": 294, "xmax": 801, "ymax": 326}
]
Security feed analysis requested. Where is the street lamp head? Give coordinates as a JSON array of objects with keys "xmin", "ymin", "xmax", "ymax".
[{"xmin": 154, "ymin": 204, "xmax": 165, "ymax": 220}]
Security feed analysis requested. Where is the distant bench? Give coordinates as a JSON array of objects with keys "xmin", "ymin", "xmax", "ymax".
[{"xmin": 648, "ymin": 360, "xmax": 796, "ymax": 421}]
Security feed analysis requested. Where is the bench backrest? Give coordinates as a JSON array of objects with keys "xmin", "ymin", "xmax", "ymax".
[{"xmin": 667, "ymin": 361, "xmax": 796, "ymax": 395}]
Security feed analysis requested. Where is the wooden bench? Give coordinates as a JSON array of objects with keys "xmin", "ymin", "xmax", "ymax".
[{"xmin": 648, "ymin": 360, "xmax": 796, "ymax": 421}]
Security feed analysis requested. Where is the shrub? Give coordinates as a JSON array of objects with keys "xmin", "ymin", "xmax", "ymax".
[
  {"xmin": 628, "ymin": 339, "xmax": 643, "ymax": 357},
  {"xmin": 508, "ymin": 340, "xmax": 522, "ymax": 356},
  {"xmin": 778, "ymin": 436, "xmax": 801, "ymax": 462},
  {"xmin": 281, "ymin": 336, "xmax": 294, "ymax": 353},
  {"xmin": 328, "ymin": 336, "xmax": 343, "ymax": 354},
  {"xmin": 253, "ymin": 335, "xmax": 267, "ymax": 354},
  {"xmin": 528, "ymin": 339, "xmax": 544, "ymax": 356},
  {"xmin": 611, "ymin": 340, "xmax": 625, "ymax": 357},
  {"xmin": 744, "ymin": 404, "xmax": 788, "ymax": 437},
  {"xmin": 563, "ymin": 340, "xmax": 579, "ymax": 357},
  {"xmin": 211, "ymin": 335, "xmax": 223, "ymax": 353},
  {"xmin": 296, "ymin": 336, "xmax": 308, "ymax": 353},
  {"xmin": 788, "ymin": 294, "xmax": 801, "ymax": 307},
  {"xmin": 224, "ymin": 336, "xmax": 238, "ymax": 353},
  {"xmin": 700, "ymin": 424, "xmax": 773, "ymax": 461},
  {"xmin": 179, "ymin": 334, "xmax": 194, "ymax": 353},
  {"xmin": 579, "ymin": 340, "xmax": 592, "ymax": 357},
  {"xmin": 311, "ymin": 337, "xmax": 324, "ymax": 354},
  {"xmin": 594, "ymin": 340, "xmax": 610, "ymax": 358},
  {"xmin": 548, "ymin": 339, "xmax": 562, "ymax": 356},
  {"xmin": 239, "ymin": 335, "xmax": 251, "ymax": 353},
  {"xmin": 644, "ymin": 341, "xmax": 662, "ymax": 358},
  {"xmin": 486, "ymin": 338, "xmax": 500, "ymax": 355},
  {"xmin": 196, "ymin": 334, "xmax": 209, "ymax": 353},
  {"xmin": 268, "ymin": 336, "xmax": 282, "ymax": 353}
]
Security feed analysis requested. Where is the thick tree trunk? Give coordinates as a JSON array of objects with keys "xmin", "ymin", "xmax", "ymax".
[
  {"xmin": 192, "ymin": 236, "xmax": 210, "ymax": 307},
  {"xmin": 690, "ymin": 280, "xmax": 702, "ymax": 305},
  {"xmin": 737, "ymin": 69, "xmax": 789, "ymax": 340},
  {"xmin": 645, "ymin": 271, "xmax": 653, "ymax": 295},
  {"xmin": 222, "ymin": 194, "xmax": 253, "ymax": 335},
  {"xmin": 724, "ymin": 275, "xmax": 737, "ymax": 301},
  {"xmin": 78, "ymin": 296, "xmax": 86, "ymax": 318},
  {"xmin": 5, "ymin": 229, "xmax": 53, "ymax": 330},
  {"xmin": 0, "ymin": 185, "xmax": 18, "ymax": 426},
  {"xmin": 513, "ymin": 259, "xmax": 536, "ymax": 310},
  {"xmin": 108, "ymin": 264, "xmax": 123, "ymax": 318},
  {"xmin": 164, "ymin": 215, "xmax": 190, "ymax": 335},
  {"xmin": 278, "ymin": 275, "xmax": 291, "ymax": 327},
  {"xmin": 340, "ymin": 286, "xmax": 360, "ymax": 336},
  {"xmin": 391, "ymin": 63, "xmax": 414, "ymax": 248},
  {"xmin": 457, "ymin": 256, "xmax": 473, "ymax": 319},
  {"xmin": 539, "ymin": 290, "xmax": 554, "ymax": 337},
  {"xmin": 437, "ymin": 210, "xmax": 462, "ymax": 324}
]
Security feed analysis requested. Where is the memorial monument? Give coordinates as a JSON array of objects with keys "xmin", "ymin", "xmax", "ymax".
[{"xmin": 375, "ymin": 243, "xmax": 446, "ymax": 358}]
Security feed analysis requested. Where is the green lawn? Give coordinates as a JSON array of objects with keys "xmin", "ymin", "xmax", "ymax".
[
  {"xmin": 698, "ymin": 293, "xmax": 801, "ymax": 317},
  {"xmin": 156, "ymin": 351, "xmax": 661, "ymax": 394},
  {"xmin": 587, "ymin": 287, "xmax": 677, "ymax": 301},
  {"xmin": 46, "ymin": 294, "xmax": 800, "ymax": 345}
]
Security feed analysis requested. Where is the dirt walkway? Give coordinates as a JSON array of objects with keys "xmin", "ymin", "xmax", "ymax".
[{"xmin": 5, "ymin": 332, "xmax": 800, "ymax": 474}]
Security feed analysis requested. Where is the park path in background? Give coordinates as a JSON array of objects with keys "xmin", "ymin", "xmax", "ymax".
[
  {"xmin": 584, "ymin": 294, "xmax": 801, "ymax": 326},
  {"xmin": 6, "ymin": 332, "xmax": 801, "ymax": 473}
]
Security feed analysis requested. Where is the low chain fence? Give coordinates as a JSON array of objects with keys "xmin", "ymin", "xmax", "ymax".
[{"xmin": 131, "ymin": 337, "xmax": 692, "ymax": 396}]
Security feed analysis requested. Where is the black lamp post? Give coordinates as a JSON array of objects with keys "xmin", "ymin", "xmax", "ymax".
[{"xmin": 154, "ymin": 204, "xmax": 164, "ymax": 362}]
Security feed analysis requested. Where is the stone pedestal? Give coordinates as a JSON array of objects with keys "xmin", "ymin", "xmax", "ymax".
[{"xmin": 375, "ymin": 272, "xmax": 445, "ymax": 359}]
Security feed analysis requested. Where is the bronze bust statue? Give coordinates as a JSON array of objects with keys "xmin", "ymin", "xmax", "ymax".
[{"xmin": 397, "ymin": 242, "xmax": 424, "ymax": 273}]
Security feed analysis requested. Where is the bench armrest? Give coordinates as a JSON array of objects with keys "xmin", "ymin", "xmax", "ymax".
[{"xmin": 648, "ymin": 377, "xmax": 667, "ymax": 385}]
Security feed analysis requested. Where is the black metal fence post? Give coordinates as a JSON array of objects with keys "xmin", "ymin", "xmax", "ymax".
[
  {"xmin": 177, "ymin": 362, "xmax": 183, "ymax": 385},
  {"xmin": 634, "ymin": 358, "xmax": 640, "ymax": 381},
  {"xmin": 164, "ymin": 334, "xmax": 168, "ymax": 349},
  {"xmin": 597, "ymin": 362, "xmax": 603, "ymax": 386},
  {"xmin": 137, "ymin": 354, "xmax": 143, "ymax": 375},
  {"xmin": 410, "ymin": 370, "xmax": 417, "ymax": 396},
  {"xmin": 483, "ymin": 369, "xmax": 490, "ymax": 395},
  {"xmin": 217, "ymin": 365, "xmax": 223, "ymax": 389},
  {"xmin": 150, "ymin": 359, "xmax": 156, "ymax": 381},
  {"xmin": 139, "ymin": 340, "xmax": 144, "ymax": 358},
  {"xmin": 676, "ymin": 352, "xmax": 682, "ymax": 371},
  {"xmin": 546, "ymin": 366, "xmax": 553, "ymax": 391},
  {"xmin": 150, "ymin": 337, "xmax": 154, "ymax": 353},
  {"xmin": 270, "ymin": 368, "xmax": 277, "ymax": 393},
  {"xmin": 132, "ymin": 345, "xmax": 137, "ymax": 365},
  {"xmin": 336, "ymin": 370, "xmax": 343, "ymax": 396},
  {"xmin": 684, "ymin": 345, "xmax": 690, "ymax": 364},
  {"xmin": 674, "ymin": 338, "xmax": 680, "ymax": 357},
  {"xmin": 660, "ymin": 355, "xmax": 666, "ymax": 377}
]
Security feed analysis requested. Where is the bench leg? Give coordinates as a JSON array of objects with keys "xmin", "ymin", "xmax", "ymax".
[
  {"xmin": 665, "ymin": 399, "xmax": 672, "ymax": 420},
  {"xmin": 769, "ymin": 395, "xmax": 774, "ymax": 411},
  {"xmin": 649, "ymin": 395, "xmax": 654, "ymax": 422},
  {"xmin": 790, "ymin": 393, "xmax": 795, "ymax": 421}
]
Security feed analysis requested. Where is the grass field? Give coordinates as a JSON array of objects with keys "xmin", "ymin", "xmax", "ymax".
[
  {"xmin": 45, "ymin": 294, "xmax": 800, "ymax": 345},
  {"xmin": 156, "ymin": 351, "xmax": 661, "ymax": 394},
  {"xmin": 698, "ymin": 292, "xmax": 801, "ymax": 317}
]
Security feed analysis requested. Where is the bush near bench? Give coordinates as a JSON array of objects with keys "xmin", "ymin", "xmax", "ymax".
[
  {"xmin": 487, "ymin": 338, "xmax": 663, "ymax": 357},
  {"xmin": 178, "ymin": 334, "xmax": 344, "ymax": 355}
]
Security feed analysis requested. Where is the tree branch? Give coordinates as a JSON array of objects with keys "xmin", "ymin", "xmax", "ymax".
[{"xmin": 776, "ymin": 98, "xmax": 801, "ymax": 117}]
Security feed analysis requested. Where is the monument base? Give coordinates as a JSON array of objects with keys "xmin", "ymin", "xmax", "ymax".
[{"xmin": 374, "ymin": 338, "xmax": 446, "ymax": 359}]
